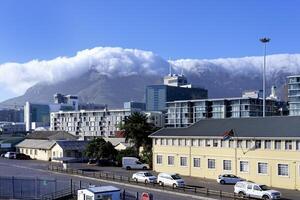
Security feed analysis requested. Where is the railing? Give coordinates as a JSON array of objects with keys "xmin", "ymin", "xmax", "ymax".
[
  {"xmin": 48, "ymin": 165, "xmax": 250, "ymax": 200},
  {"xmin": 41, "ymin": 187, "xmax": 74, "ymax": 200}
]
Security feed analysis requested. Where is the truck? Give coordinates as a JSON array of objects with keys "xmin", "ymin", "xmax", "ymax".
[
  {"xmin": 122, "ymin": 157, "xmax": 149, "ymax": 170},
  {"xmin": 234, "ymin": 181, "xmax": 281, "ymax": 200}
]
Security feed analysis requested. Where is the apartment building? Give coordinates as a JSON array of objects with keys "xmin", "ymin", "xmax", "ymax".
[
  {"xmin": 288, "ymin": 75, "xmax": 300, "ymax": 116},
  {"xmin": 50, "ymin": 109, "xmax": 132, "ymax": 138},
  {"xmin": 166, "ymin": 96, "xmax": 282, "ymax": 128},
  {"xmin": 150, "ymin": 116, "xmax": 300, "ymax": 190}
]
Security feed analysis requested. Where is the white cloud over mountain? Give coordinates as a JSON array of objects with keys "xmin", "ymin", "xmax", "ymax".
[{"xmin": 1, "ymin": 46, "xmax": 300, "ymax": 97}]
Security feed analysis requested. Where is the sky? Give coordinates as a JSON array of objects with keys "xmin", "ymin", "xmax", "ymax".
[{"xmin": 0, "ymin": 0, "xmax": 300, "ymax": 101}]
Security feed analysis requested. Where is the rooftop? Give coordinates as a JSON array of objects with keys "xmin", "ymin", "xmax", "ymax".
[{"xmin": 150, "ymin": 116, "xmax": 300, "ymax": 138}]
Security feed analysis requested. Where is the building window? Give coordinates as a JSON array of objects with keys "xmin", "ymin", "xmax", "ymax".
[
  {"xmin": 237, "ymin": 140, "xmax": 243, "ymax": 148},
  {"xmin": 205, "ymin": 139, "xmax": 211, "ymax": 147},
  {"xmin": 240, "ymin": 161, "xmax": 249, "ymax": 172},
  {"xmin": 167, "ymin": 139, "xmax": 172, "ymax": 146},
  {"xmin": 179, "ymin": 139, "xmax": 186, "ymax": 146},
  {"xmin": 168, "ymin": 156, "xmax": 174, "ymax": 165},
  {"xmin": 223, "ymin": 160, "xmax": 232, "ymax": 171},
  {"xmin": 264, "ymin": 140, "xmax": 271, "ymax": 149},
  {"xmin": 30, "ymin": 149, "xmax": 32, "ymax": 155},
  {"xmin": 180, "ymin": 157, "xmax": 187, "ymax": 166},
  {"xmin": 278, "ymin": 164, "xmax": 289, "ymax": 176},
  {"xmin": 220, "ymin": 140, "xmax": 226, "ymax": 147},
  {"xmin": 285, "ymin": 141, "xmax": 293, "ymax": 150},
  {"xmin": 213, "ymin": 140, "xmax": 218, "ymax": 147},
  {"xmin": 193, "ymin": 158, "xmax": 200, "ymax": 168},
  {"xmin": 162, "ymin": 139, "xmax": 166, "ymax": 146},
  {"xmin": 156, "ymin": 155, "xmax": 162, "ymax": 164},
  {"xmin": 208, "ymin": 159, "xmax": 216, "ymax": 169},
  {"xmin": 229, "ymin": 140, "xmax": 234, "ymax": 148},
  {"xmin": 34, "ymin": 149, "xmax": 37, "ymax": 155},
  {"xmin": 192, "ymin": 139, "xmax": 199, "ymax": 147},
  {"xmin": 258, "ymin": 162, "xmax": 268, "ymax": 174},
  {"xmin": 275, "ymin": 140, "xmax": 281, "ymax": 150},
  {"xmin": 297, "ymin": 141, "xmax": 300, "ymax": 151},
  {"xmin": 53, "ymin": 151, "xmax": 55, "ymax": 157},
  {"xmin": 255, "ymin": 140, "xmax": 261, "ymax": 149},
  {"xmin": 246, "ymin": 140, "xmax": 252, "ymax": 149}
]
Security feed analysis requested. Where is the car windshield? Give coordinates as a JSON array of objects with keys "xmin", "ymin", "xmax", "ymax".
[
  {"xmin": 171, "ymin": 175, "xmax": 182, "ymax": 180},
  {"xmin": 144, "ymin": 173, "xmax": 153, "ymax": 177},
  {"xmin": 260, "ymin": 185, "xmax": 270, "ymax": 191}
]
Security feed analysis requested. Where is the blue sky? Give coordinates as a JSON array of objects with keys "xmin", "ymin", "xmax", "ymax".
[{"xmin": 0, "ymin": 0, "xmax": 300, "ymax": 101}]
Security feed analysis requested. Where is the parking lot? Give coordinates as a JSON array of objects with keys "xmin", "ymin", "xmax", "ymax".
[{"xmin": 1, "ymin": 158, "xmax": 300, "ymax": 199}]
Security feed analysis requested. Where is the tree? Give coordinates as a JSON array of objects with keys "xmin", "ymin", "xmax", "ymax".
[
  {"xmin": 84, "ymin": 138, "xmax": 117, "ymax": 160},
  {"xmin": 121, "ymin": 112, "xmax": 158, "ymax": 154}
]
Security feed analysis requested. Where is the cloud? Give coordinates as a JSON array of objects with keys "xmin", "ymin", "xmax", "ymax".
[
  {"xmin": 1, "ymin": 46, "xmax": 300, "ymax": 97},
  {"xmin": 0, "ymin": 47, "xmax": 168, "ymax": 95}
]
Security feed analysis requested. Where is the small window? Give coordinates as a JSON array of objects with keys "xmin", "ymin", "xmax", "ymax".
[
  {"xmin": 246, "ymin": 140, "xmax": 252, "ymax": 148},
  {"xmin": 168, "ymin": 156, "xmax": 174, "ymax": 165},
  {"xmin": 223, "ymin": 160, "xmax": 232, "ymax": 171},
  {"xmin": 156, "ymin": 155, "xmax": 162, "ymax": 164},
  {"xmin": 296, "ymin": 141, "xmax": 300, "ymax": 151},
  {"xmin": 275, "ymin": 140, "xmax": 281, "ymax": 150},
  {"xmin": 193, "ymin": 158, "xmax": 200, "ymax": 168},
  {"xmin": 247, "ymin": 184, "xmax": 252, "ymax": 190},
  {"xmin": 237, "ymin": 140, "xmax": 243, "ymax": 148},
  {"xmin": 213, "ymin": 140, "xmax": 218, "ymax": 147},
  {"xmin": 240, "ymin": 161, "xmax": 249, "ymax": 172},
  {"xmin": 258, "ymin": 162, "xmax": 268, "ymax": 174},
  {"xmin": 278, "ymin": 164, "xmax": 289, "ymax": 176},
  {"xmin": 180, "ymin": 157, "xmax": 187, "ymax": 166},
  {"xmin": 192, "ymin": 139, "xmax": 199, "ymax": 147},
  {"xmin": 205, "ymin": 139, "xmax": 211, "ymax": 147},
  {"xmin": 179, "ymin": 139, "xmax": 186, "ymax": 146},
  {"xmin": 34, "ymin": 149, "xmax": 37, "ymax": 155},
  {"xmin": 255, "ymin": 140, "xmax": 261, "ymax": 149},
  {"xmin": 285, "ymin": 141, "xmax": 293, "ymax": 150},
  {"xmin": 264, "ymin": 140, "xmax": 271, "ymax": 149},
  {"xmin": 253, "ymin": 185, "xmax": 261, "ymax": 191},
  {"xmin": 208, "ymin": 159, "xmax": 216, "ymax": 169}
]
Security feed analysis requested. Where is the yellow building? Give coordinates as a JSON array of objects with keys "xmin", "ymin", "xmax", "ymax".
[{"xmin": 150, "ymin": 116, "xmax": 300, "ymax": 190}]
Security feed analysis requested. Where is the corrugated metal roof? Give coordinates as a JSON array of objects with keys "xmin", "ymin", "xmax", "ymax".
[
  {"xmin": 150, "ymin": 116, "xmax": 300, "ymax": 138},
  {"xmin": 16, "ymin": 139, "xmax": 56, "ymax": 150}
]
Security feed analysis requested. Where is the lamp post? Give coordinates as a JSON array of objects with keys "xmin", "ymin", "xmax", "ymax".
[{"xmin": 260, "ymin": 37, "xmax": 270, "ymax": 117}]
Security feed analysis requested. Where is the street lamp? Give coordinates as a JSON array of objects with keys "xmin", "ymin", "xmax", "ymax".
[{"xmin": 260, "ymin": 37, "xmax": 270, "ymax": 117}]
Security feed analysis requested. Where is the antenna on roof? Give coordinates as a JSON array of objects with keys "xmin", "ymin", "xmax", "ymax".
[
  {"xmin": 181, "ymin": 67, "xmax": 184, "ymax": 76},
  {"xmin": 168, "ymin": 57, "xmax": 172, "ymax": 76}
]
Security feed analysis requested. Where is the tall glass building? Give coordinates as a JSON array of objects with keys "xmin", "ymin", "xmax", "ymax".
[
  {"xmin": 288, "ymin": 75, "xmax": 300, "ymax": 116},
  {"xmin": 146, "ymin": 85, "xmax": 208, "ymax": 111}
]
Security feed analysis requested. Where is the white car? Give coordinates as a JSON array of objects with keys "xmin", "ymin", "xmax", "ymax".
[
  {"xmin": 132, "ymin": 171, "xmax": 157, "ymax": 183},
  {"xmin": 217, "ymin": 174, "xmax": 244, "ymax": 184},
  {"xmin": 157, "ymin": 173, "xmax": 185, "ymax": 188},
  {"xmin": 234, "ymin": 181, "xmax": 281, "ymax": 200},
  {"xmin": 4, "ymin": 152, "xmax": 16, "ymax": 159}
]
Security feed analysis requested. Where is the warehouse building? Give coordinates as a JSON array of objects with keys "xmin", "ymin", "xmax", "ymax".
[{"xmin": 150, "ymin": 116, "xmax": 300, "ymax": 190}]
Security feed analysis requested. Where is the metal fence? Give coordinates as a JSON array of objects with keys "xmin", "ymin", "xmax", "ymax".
[
  {"xmin": 0, "ymin": 176, "xmax": 71, "ymax": 200},
  {"xmin": 48, "ymin": 165, "xmax": 248, "ymax": 200}
]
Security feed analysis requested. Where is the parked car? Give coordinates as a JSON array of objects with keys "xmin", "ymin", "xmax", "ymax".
[
  {"xmin": 132, "ymin": 171, "xmax": 157, "ymax": 183},
  {"xmin": 88, "ymin": 158, "xmax": 116, "ymax": 166},
  {"xmin": 234, "ymin": 181, "xmax": 281, "ymax": 200},
  {"xmin": 122, "ymin": 157, "xmax": 149, "ymax": 170},
  {"xmin": 217, "ymin": 174, "xmax": 244, "ymax": 184},
  {"xmin": 16, "ymin": 153, "xmax": 31, "ymax": 160},
  {"xmin": 157, "ymin": 173, "xmax": 185, "ymax": 188},
  {"xmin": 4, "ymin": 152, "xmax": 16, "ymax": 159}
]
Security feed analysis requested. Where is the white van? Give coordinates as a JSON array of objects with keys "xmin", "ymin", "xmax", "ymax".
[
  {"xmin": 122, "ymin": 157, "xmax": 149, "ymax": 170},
  {"xmin": 157, "ymin": 173, "xmax": 185, "ymax": 188},
  {"xmin": 234, "ymin": 181, "xmax": 281, "ymax": 200},
  {"xmin": 4, "ymin": 152, "xmax": 16, "ymax": 159}
]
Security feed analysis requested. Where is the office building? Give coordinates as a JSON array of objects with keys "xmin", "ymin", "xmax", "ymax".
[
  {"xmin": 24, "ymin": 102, "xmax": 51, "ymax": 132},
  {"xmin": 166, "ymin": 91, "xmax": 282, "ymax": 127},
  {"xmin": 0, "ymin": 109, "xmax": 24, "ymax": 122},
  {"xmin": 54, "ymin": 93, "xmax": 79, "ymax": 111},
  {"xmin": 0, "ymin": 122, "xmax": 26, "ymax": 135},
  {"xmin": 150, "ymin": 116, "xmax": 300, "ymax": 190},
  {"xmin": 288, "ymin": 75, "xmax": 300, "ymax": 116},
  {"xmin": 146, "ymin": 74, "xmax": 207, "ymax": 112},
  {"xmin": 50, "ymin": 109, "xmax": 132, "ymax": 139},
  {"xmin": 124, "ymin": 101, "xmax": 146, "ymax": 111}
]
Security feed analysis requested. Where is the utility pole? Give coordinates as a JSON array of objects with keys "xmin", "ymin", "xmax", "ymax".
[{"xmin": 260, "ymin": 37, "xmax": 270, "ymax": 117}]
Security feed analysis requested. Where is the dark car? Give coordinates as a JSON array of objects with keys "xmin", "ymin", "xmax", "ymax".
[
  {"xmin": 88, "ymin": 158, "xmax": 116, "ymax": 166},
  {"xmin": 16, "ymin": 153, "xmax": 31, "ymax": 160}
]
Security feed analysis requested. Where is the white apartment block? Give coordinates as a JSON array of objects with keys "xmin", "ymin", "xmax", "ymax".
[{"xmin": 50, "ymin": 109, "xmax": 132, "ymax": 138}]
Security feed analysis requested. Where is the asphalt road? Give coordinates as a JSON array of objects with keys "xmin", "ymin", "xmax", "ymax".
[{"xmin": 0, "ymin": 158, "xmax": 218, "ymax": 200}]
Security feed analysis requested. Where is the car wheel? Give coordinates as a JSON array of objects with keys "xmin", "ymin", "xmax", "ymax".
[
  {"xmin": 126, "ymin": 166, "xmax": 131, "ymax": 170},
  {"xmin": 262, "ymin": 195, "xmax": 270, "ymax": 200},
  {"xmin": 142, "ymin": 166, "xmax": 147, "ymax": 170},
  {"xmin": 159, "ymin": 181, "xmax": 163, "ymax": 186},
  {"xmin": 145, "ymin": 179, "xmax": 149, "ymax": 184},
  {"xmin": 172, "ymin": 183, "xmax": 177, "ymax": 188},
  {"xmin": 134, "ymin": 178, "xmax": 138, "ymax": 182},
  {"xmin": 220, "ymin": 180, "xmax": 225, "ymax": 184},
  {"xmin": 238, "ymin": 191, "xmax": 246, "ymax": 198}
]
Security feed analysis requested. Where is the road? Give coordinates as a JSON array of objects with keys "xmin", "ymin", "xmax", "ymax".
[{"xmin": 0, "ymin": 158, "xmax": 218, "ymax": 200}]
